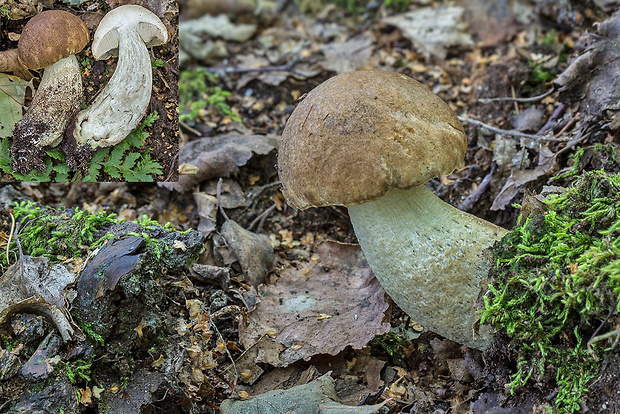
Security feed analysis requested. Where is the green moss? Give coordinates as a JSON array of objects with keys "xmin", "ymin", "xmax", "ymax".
[
  {"xmin": 370, "ymin": 331, "xmax": 406, "ymax": 357},
  {"xmin": 56, "ymin": 359, "xmax": 93, "ymax": 385},
  {"xmin": 9, "ymin": 201, "xmax": 120, "ymax": 264},
  {"xmin": 553, "ymin": 144, "xmax": 617, "ymax": 181},
  {"xmin": 482, "ymin": 170, "xmax": 620, "ymax": 412},
  {"xmin": 0, "ymin": 5, "xmax": 10, "ymax": 19},
  {"xmin": 179, "ymin": 68, "xmax": 241, "ymax": 124},
  {"xmin": 73, "ymin": 312, "xmax": 105, "ymax": 347}
]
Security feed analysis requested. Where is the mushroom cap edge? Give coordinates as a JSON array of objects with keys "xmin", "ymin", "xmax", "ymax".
[{"xmin": 91, "ymin": 4, "xmax": 169, "ymax": 60}]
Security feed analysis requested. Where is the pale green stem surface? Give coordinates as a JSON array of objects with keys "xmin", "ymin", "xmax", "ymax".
[{"xmin": 349, "ymin": 185, "xmax": 508, "ymax": 349}]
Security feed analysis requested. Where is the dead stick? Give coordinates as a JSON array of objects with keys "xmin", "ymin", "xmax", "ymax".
[
  {"xmin": 478, "ymin": 87, "xmax": 555, "ymax": 104},
  {"xmin": 458, "ymin": 163, "xmax": 497, "ymax": 212},
  {"xmin": 554, "ymin": 114, "xmax": 579, "ymax": 138},
  {"xmin": 200, "ymin": 57, "xmax": 300, "ymax": 77},
  {"xmin": 458, "ymin": 116, "xmax": 570, "ymax": 142},
  {"xmin": 537, "ymin": 103, "xmax": 566, "ymax": 135},
  {"xmin": 216, "ymin": 178, "xmax": 230, "ymax": 222}
]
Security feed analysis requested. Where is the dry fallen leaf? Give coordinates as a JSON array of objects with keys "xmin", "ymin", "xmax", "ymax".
[
  {"xmin": 0, "ymin": 257, "xmax": 77, "ymax": 342},
  {"xmin": 555, "ymin": 10, "xmax": 620, "ymax": 131},
  {"xmin": 320, "ymin": 33, "xmax": 374, "ymax": 74},
  {"xmin": 163, "ymin": 134, "xmax": 279, "ymax": 192},
  {"xmin": 220, "ymin": 373, "xmax": 384, "ymax": 414},
  {"xmin": 239, "ymin": 241, "xmax": 390, "ymax": 367},
  {"xmin": 221, "ymin": 219, "xmax": 274, "ymax": 287},
  {"xmin": 383, "ymin": 6, "xmax": 474, "ymax": 59},
  {"xmin": 0, "ymin": 73, "xmax": 29, "ymax": 138}
]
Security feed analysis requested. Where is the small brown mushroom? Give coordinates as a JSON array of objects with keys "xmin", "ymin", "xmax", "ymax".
[
  {"xmin": 278, "ymin": 70, "xmax": 508, "ymax": 349},
  {"xmin": 6, "ymin": 10, "xmax": 89, "ymax": 174}
]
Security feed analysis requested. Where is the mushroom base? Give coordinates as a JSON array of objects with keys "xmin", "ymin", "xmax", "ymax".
[
  {"xmin": 62, "ymin": 112, "xmax": 93, "ymax": 173},
  {"xmin": 10, "ymin": 121, "xmax": 49, "ymax": 173},
  {"xmin": 348, "ymin": 185, "xmax": 508, "ymax": 350}
]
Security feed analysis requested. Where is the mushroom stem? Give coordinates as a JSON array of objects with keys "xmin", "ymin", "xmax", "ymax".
[
  {"xmin": 348, "ymin": 184, "xmax": 508, "ymax": 350},
  {"xmin": 11, "ymin": 54, "xmax": 83, "ymax": 173},
  {"xmin": 73, "ymin": 23, "xmax": 152, "ymax": 149}
]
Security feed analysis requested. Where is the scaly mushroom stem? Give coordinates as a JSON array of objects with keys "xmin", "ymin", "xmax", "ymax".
[
  {"xmin": 348, "ymin": 185, "xmax": 508, "ymax": 350},
  {"xmin": 73, "ymin": 25, "xmax": 152, "ymax": 149},
  {"xmin": 11, "ymin": 54, "xmax": 83, "ymax": 174}
]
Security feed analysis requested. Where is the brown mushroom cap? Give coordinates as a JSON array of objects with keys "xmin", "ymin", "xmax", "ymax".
[
  {"xmin": 18, "ymin": 10, "xmax": 89, "ymax": 70},
  {"xmin": 278, "ymin": 70, "xmax": 468, "ymax": 210}
]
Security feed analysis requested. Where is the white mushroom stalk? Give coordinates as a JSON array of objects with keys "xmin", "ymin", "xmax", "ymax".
[
  {"xmin": 72, "ymin": 5, "xmax": 168, "ymax": 149},
  {"xmin": 12, "ymin": 55, "xmax": 83, "ymax": 171},
  {"xmin": 348, "ymin": 185, "xmax": 508, "ymax": 349}
]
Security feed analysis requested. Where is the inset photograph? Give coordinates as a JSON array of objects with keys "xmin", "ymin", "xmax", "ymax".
[{"xmin": 0, "ymin": 0, "xmax": 178, "ymax": 182}]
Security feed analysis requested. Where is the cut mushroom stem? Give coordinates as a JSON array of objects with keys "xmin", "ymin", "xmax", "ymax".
[
  {"xmin": 70, "ymin": 4, "xmax": 168, "ymax": 168},
  {"xmin": 11, "ymin": 55, "xmax": 83, "ymax": 174},
  {"xmin": 73, "ymin": 24, "xmax": 152, "ymax": 149},
  {"xmin": 348, "ymin": 185, "xmax": 508, "ymax": 349}
]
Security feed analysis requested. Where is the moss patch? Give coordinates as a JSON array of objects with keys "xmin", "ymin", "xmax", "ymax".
[
  {"xmin": 10, "ymin": 200, "xmax": 119, "ymax": 263},
  {"xmin": 482, "ymin": 170, "xmax": 620, "ymax": 412}
]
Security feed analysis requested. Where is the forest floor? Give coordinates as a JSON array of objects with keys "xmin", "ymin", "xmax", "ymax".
[{"xmin": 1, "ymin": 0, "xmax": 620, "ymax": 413}]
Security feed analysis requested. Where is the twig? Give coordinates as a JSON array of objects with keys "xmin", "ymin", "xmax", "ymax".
[
  {"xmin": 249, "ymin": 203, "xmax": 277, "ymax": 233},
  {"xmin": 209, "ymin": 315, "xmax": 238, "ymax": 390},
  {"xmin": 164, "ymin": 153, "xmax": 179, "ymax": 182},
  {"xmin": 202, "ymin": 57, "xmax": 300, "ymax": 77},
  {"xmin": 458, "ymin": 163, "xmax": 497, "ymax": 212},
  {"xmin": 179, "ymin": 120, "xmax": 202, "ymax": 136},
  {"xmin": 554, "ymin": 114, "xmax": 579, "ymax": 138},
  {"xmin": 246, "ymin": 180, "xmax": 281, "ymax": 203},
  {"xmin": 5, "ymin": 212, "xmax": 15, "ymax": 265},
  {"xmin": 478, "ymin": 86, "xmax": 555, "ymax": 104},
  {"xmin": 587, "ymin": 303, "xmax": 616, "ymax": 359},
  {"xmin": 537, "ymin": 103, "xmax": 566, "ymax": 135},
  {"xmin": 458, "ymin": 116, "xmax": 570, "ymax": 142},
  {"xmin": 216, "ymin": 178, "xmax": 230, "ymax": 222},
  {"xmin": 588, "ymin": 327, "xmax": 620, "ymax": 350}
]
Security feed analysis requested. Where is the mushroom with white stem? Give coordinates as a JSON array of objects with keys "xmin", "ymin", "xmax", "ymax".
[
  {"xmin": 66, "ymin": 5, "xmax": 168, "ymax": 171},
  {"xmin": 277, "ymin": 70, "xmax": 509, "ymax": 350},
  {"xmin": 1, "ymin": 10, "xmax": 89, "ymax": 174}
]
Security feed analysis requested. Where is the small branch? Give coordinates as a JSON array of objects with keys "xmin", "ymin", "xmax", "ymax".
[
  {"xmin": 537, "ymin": 103, "xmax": 566, "ymax": 135},
  {"xmin": 201, "ymin": 57, "xmax": 300, "ymax": 77},
  {"xmin": 164, "ymin": 153, "xmax": 179, "ymax": 182},
  {"xmin": 216, "ymin": 178, "xmax": 230, "ymax": 222},
  {"xmin": 179, "ymin": 120, "xmax": 202, "ymax": 136},
  {"xmin": 249, "ymin": 203, "xmax": 277, "ymax": 233},
  {"xmin": 587, "ymin": 303, "xmax": 616, "ymax": 359},
  {"xmin": 5, "ymin": 213, "xmax": 15, "ymax": 267},
  {"xmin": 458, "ymin": 116, "xmax": 569, "ymax": 142},
  {"xmin": 554, "ymin": 114, "xmax": 579, "ymax": 138},
  {"xmin": 588, "ymin": 327, "xmax": 620, "ymax": 349},
  {"xmin": 478, "ymin": 87, "xmax": 555, "ymax": 104},
  {"xmin": 458, "ymin": 163, "xmax": 497, "ymax": 212}
]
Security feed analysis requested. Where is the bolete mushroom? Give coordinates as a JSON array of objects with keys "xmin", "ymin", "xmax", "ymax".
[
  {"xmin": 69, "ymin": 5, "xmax": 168, "ymax": 165},
  {"xmin": 3, "ymin": 10, "xmax": 89, "ymax": 174},
  {"xmin": 277, "ymin": 70, "xmax": 508, "ymax": 350}
]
